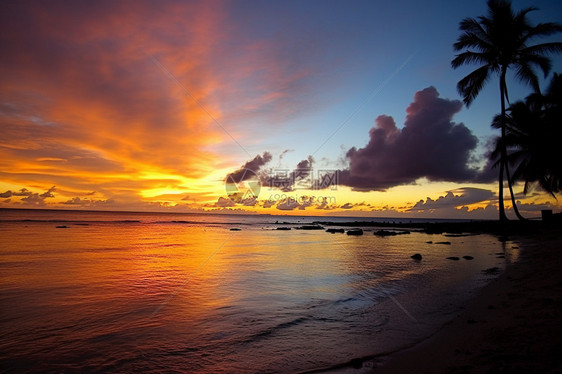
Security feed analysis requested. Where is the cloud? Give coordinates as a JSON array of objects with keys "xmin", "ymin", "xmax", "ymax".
[
  {"xmin": 338, "ymin": 87, "xmax": 480, "ymax": 191},
  {"xmin": 40, "ymin": 186, "xmax": 56, "ymax": 198},
  {"xmin": 226, "ymin": 152, "xmax": 272, "ymax": 183},
  {"xmin": 1, "ymin": 1, "xmax": 337, "ymax": 208},
  {"xmin": 63, "ymin": 197, "xmax": 84, "ymax": 205},
  {"xmin": 276, "ymin": 198, "xmax": 301, "ymax": 211},
  {"xmin": 409, "ymin": 187, "xmax": 495, "ymax": 211},
  {"xmin": 261, "ymin": 155, "xmax": 316, "ymax": 192},
  {"xmin": 214, "ymin": 196, "xmax": 236, "ymax": 208},
  {"xmin": 340, "ymin": 202, "xmax": 354, "ymax": 209},
  {"xmin": 1, "ymin": 186, "xmax": 57, "ymax": 205},
  {"xmin": 0, "ymin": 188, "xmax": 33, "ymax": 198}
]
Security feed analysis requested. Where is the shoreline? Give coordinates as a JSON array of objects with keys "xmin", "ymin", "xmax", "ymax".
[{"xmin": 307, "ymin": 226, "xmax": 562, "ymax": 373}]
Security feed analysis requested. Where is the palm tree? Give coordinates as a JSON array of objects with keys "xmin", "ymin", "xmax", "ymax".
[
  {"xmin": 452, "ymin": 0, "xmax": 562, "ymax": 221},
  {"xmin": 492, "ymin": 73, "xmax": 562, "ymax": 196}
]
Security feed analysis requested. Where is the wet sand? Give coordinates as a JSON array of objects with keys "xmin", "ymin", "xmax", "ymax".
[
  {"xmin": 373, "ymin": 226, "xmax": 562, "ymax": 373},
  {"xmin": 305, "ymin": 224, "xmax": 562, "ymax": 374}
]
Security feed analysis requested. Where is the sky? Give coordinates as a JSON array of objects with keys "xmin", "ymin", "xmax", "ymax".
[{"xmin": 1, "ymin": 0, "xmax": 561, "ymax": 219}]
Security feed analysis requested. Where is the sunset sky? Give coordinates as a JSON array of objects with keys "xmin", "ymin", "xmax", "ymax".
[{"xmin": 1, "ymin": 0, "xmax": 561, "ymax": 219}]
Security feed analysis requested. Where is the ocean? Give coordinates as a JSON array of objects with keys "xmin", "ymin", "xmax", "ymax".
[{"xmin": 0, "ymin": 209, "xmax": 518, "ymax": 373}]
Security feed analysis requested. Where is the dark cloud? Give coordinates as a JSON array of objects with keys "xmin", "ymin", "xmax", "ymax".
[
  {"xmin": 262, "ymin": 199, "xmax": 276, "ymax": 208},
  {"xmin": 214, "ymin": 196, "xmax": 236, "ymax": 208},
  {"xmin": 338, "ymin": 87, "xmax": 480, "ymax": 191},
  {"xmin": 40, "ymin": 186, "xmax": 56, "ymax": 198},
  {"xmin": 226, "ymin": 152, "xmax": 272, "ymax": 183},
  {"xmin": 0, "ymin": 188, "xmax": 33, "ymax": 198},
  {"xmin": 276, "ymin": 198, "xmax": 301, "ymax": 210},
  {"xmin": 262, "ymin": 155, "xmax": 315, "ymax": 192},
  {"xmin": 1, "ymin": 186, "xmax": 56, "ymax": 205},
  {"xmin": 409, "ymin": 187, "xmax": 495, "ymax": 212}
]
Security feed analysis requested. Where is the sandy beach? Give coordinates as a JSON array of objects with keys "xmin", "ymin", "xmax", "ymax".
[{"xmin": 369, "ymin": 226, "xmax": 562, "ymax": 373}]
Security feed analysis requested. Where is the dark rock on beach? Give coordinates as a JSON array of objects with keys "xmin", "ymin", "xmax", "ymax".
[
  {"xmin": 346, "ymin": 229, "xmax": 363, "ymax": 236},
  {"xmin": 230, "ymin": 228, "xmax": 242, "ymax": 231},
  {"xmin": 56, "ymin": 225, "xmax": 68, "ymax": 229},
  {"xmin": 276, "ymin": 227, "xmax": 291, "ymax": 230},
  {"xmin": 436, "ymin": 241, "xmax": 452, "ymax": 245},
  {"xmin": 463, "ymin": 255, "xmax": 474, "ymax": 260},
  {"xmin": 411, "ymin": 253, "xmax": 423, "ymax": 260},
  {"xmin": 446, "ymin": 256, "xmax": 460, "ymax": 261}
]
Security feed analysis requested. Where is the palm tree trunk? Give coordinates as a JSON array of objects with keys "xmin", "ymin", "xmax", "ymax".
[
  {"xmin": 500, "ymin": 71, "xmax": 526, "ymax": 221},
  {"xmin": 505, "ymin": 158, "xmax": 527, "ymax": 220},
  {"xmin": 498, "ymin": 71, "xmax": 508, "ymax": 222}
]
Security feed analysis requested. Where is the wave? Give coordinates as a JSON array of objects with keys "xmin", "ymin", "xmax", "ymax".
[
  {"xmin": 240, "ymin": 316, "xmax": 310, "ymax": 344},
  {"xmin": 0, "ymin": 219, "xmax": 142, "ymax": 224}
]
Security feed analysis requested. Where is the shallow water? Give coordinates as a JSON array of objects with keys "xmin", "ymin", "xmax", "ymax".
[{"xmin": 0, "ymin": 210, "xmax": 518, "ymax": 373}]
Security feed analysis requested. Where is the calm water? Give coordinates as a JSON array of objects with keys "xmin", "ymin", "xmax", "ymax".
[{"xmin": 0, "ymin": 209, "xmax": 518, "ymax": 373}]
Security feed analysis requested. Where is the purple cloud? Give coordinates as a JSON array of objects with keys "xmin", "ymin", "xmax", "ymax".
[
  {"xmin": 226, "ymin": 152, "xmax": 272, "ymax": 183},
  {"xmin": 338, "ymin": 87, "xmax": 480, "ymax": 191},
  {"xmin": 408, "ymin": 187, "xmax": 495, "ymax": 212}
]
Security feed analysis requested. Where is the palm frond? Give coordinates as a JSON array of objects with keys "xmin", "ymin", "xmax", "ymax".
[
  {"xmin": 522, "ymin": 23, "xmax": 562, "ymax": 43},
  {"xmin": 514, "ymin": 63, "xmax": 541, "ymax": 92},
  {"xmin": 456, "ymin": 65, "xmax": 491, "ymax": 106},
  {"xmin": 451, "ymin": 51, "xmax": 494, "ymax": 68}
]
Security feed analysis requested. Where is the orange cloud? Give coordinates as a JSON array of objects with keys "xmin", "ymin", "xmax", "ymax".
[
  {"xmin": 0, "ymin": 1, "xmax": 234, "ymax": 203},
  {"xmin": 1, "ymin": 1, "xmax": 333, "ymax": 210}
]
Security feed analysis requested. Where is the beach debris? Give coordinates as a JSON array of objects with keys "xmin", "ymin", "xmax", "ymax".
[
  {"xmin": 230, "ymin": 228, "xmax": 242, "ymax": 231},
  {"xmin": 446, "ymin": 256, "xmax": 460, "ymax": 261},
  {"xmin": 296, "ymin": 225, "xmax": 324, "ymax": 230},
  {"xmin": 326, "ymin": 228, "xmax": 344, "ymax": 234},
  {"xmin": 276, "ymin": 227, "xmax": 291, "ymax": 230},
  {"xmin": 426, "ymin": 241, "xmax": 433, "ymax": 244},
  {"xmin": 374, "ymin": 229, "xmax": 410, "ymax": 236},
  {"xmin": 410, "ymin": 253, "xmax": 423, "ymax": 260},
  {"xmin": 55, "ymin": 225, "xmax": 68, "ymax": 229},
  {"xmin": 435, "ymin": 241, "xmax": 452, "ymax": 245},
  {"xmin": 346, "ymin": 229, "xmax": 363, "ymax": 236},
  {"xmin": 462, "ymin": 255, "xmax": 474, "ymax": 260}
]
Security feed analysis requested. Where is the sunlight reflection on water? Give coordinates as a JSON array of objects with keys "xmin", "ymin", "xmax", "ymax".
[{"xmin": 0, "ymin": 214, "xmax": 516, "ymax": 373}]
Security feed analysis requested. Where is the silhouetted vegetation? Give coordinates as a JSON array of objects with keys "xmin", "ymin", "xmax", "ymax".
[
  {"xmin": 452, "ymin": 0, "xmax": 562, "ymax": 221},
  {"xmin": 492, "ymin": 74, "xmax": 562, "ymax": 196}
]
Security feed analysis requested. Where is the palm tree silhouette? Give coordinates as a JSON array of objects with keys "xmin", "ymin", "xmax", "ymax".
[
  {"xmin": 492, "ymin": 73, "xmax": 562, "ymax": 196},
  {"xmin": 452, "ymin": 0, "xmax": 562, "ymax": 221}
]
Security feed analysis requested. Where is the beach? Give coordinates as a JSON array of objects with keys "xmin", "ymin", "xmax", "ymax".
[{"xmin": 363, "ymin": 226, "xmax": 562, "ymax": 373}]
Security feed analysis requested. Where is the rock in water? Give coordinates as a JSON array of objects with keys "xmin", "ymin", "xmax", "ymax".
[
  {"xmin": 326, "ymin": 228, "xmax": 345, "ymax": 233},
  {"xmin": 374, "ymin": 229, "xmax": 410, "ymax": 236},
  {"xmin": 297, "ymin": 225, "xmax": 324, "ymax": 230},
  {"xmin": 446, "ymin": 256, "xmax": 460, "ymax": 261},
  {"xmin": 230, "ymin": 228, "xmax": 242, "ymax": 231},
  {"xmin": 462, "ymin": 255, "xmax": 474, "ymax": 260},
  {"xmin": 410, "ymin": 253, "xmax": 422, "ymax": 260},
  {"xmin": 346, "ymin": 229, "xmax": 363, "ymax": 236}
]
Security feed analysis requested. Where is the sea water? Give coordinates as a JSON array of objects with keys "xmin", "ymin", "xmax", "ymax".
[{"xmin": 0, "ymin": 209, "xmax": 518, "ymax": 373}]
